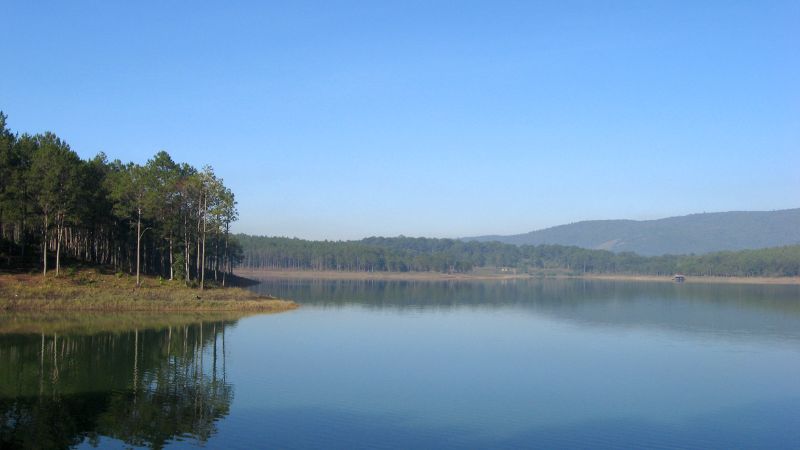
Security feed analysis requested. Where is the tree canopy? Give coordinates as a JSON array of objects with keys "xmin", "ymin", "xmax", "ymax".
[
  {"xmin": 236, "ymin": 234, "xmax": 800, "ymax": 278},
  {"xmin": 0, "ymin": 111, "xmax": 239, "ymax": 286}
]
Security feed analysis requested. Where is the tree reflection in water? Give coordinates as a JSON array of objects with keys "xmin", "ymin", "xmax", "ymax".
[{"xmin": 0, "ymin": 320, "xmax": 235, "ymax": 449}]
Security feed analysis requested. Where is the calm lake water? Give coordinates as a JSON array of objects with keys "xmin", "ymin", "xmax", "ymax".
[{"xmin": 1, "ymin": 279, "xmax": 799, "ymax": 449}]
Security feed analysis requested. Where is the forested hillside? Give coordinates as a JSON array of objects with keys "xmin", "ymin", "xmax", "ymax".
[
  {"xmin": 0, "ymin": 112, "xmax": 240, "ymax": 287},
  {"xmin": 236, "ymin": 234, "xmax": 800, "ymax": 277},
  {"xmin": 465, "ymin": 209, "xmax": 800, "ymax": 256}
]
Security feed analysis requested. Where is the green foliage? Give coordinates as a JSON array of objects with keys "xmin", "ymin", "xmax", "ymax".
[
  {"xmin": 0, "ymin": 111, "xmax": 238, "ymax": 282},
  {"xmin": 173, "ymin": 252, "xmax": 186, "ymax": 280},
  {"xmin": 236, "ymin": 234, "xmax": 800, "ymax": 277}
]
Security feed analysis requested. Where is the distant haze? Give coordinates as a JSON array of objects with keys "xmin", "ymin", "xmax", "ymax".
[{"xmin": 464, "ymin": 208, "xmax": 800, "ymax": 256}]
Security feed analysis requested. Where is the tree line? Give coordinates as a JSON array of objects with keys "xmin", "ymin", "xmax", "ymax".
[
  {"xmin": 236, "ymin": 234, "xmax": 800, "ymax": 277},
  {"xmin": 0, "ymin": 112, "xmax": 240, "ymax": 288}
]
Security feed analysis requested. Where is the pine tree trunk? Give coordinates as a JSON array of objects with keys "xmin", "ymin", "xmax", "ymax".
[
  {"xmin": 42, "ymin": 213, "xmax": 48, "ymax": 277},
  {"xmin": 21, "ymin": 200, "xmax": 27, "ymax": 259},
  {"xmin": 169, "ymin": 235, "xmax": 174, "ymax": 280},
  {"xmin": 200, "ymin": 193, "xmax": 207, "ymax": 291},
  {"xmin": 196, "ymin": 198, "xmax": 202, "ymax": 281},
  {"xmin": 55, "ymin": 218, "xmax": 61, "ymax": 277},
  {"xmin": 184, "ymin": 214, "xmax": 190, "ymax": 284},
  {"xmin": 136, "ymin": 208, "xmax": 141, "ymax": 287},
  {"xmin": 222, "ymin": 225, "xmax": 229, "ymax": 287}
]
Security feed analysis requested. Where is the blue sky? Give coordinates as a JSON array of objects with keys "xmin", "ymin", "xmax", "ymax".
[{"xmin": 2, "ymin": 1, "xmax": 798, "ymax": 240}]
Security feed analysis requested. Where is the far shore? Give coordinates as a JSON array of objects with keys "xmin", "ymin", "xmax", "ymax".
[
  {"xmin": 236, "ymin": 268, "xmax": 800, "ymax": 286},
  {"xmin": 579, "ymin": 273, "xmax": 800, "ymax": 285},
  {"xmin": 235, "ymin": 268, "xmax": 532, "ymax": 281}
]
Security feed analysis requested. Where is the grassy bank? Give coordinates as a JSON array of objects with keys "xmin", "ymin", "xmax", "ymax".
[
  {"xmin": 0, "ymin": 269, "xmax": 298, "ymax": 312},
  {"xmin": 236, "ymin": 268, "xmax": 800, "ymax": 285}
]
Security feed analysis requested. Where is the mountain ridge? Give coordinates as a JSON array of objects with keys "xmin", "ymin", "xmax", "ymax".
[{"xmin": 462, "ymin": 208, "xmax": 800, "ymax": 256}]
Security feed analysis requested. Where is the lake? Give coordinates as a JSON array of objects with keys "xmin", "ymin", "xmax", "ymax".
[{"xmin": 1, "ymin": 279, "xmax": 799, "ymax": 449}]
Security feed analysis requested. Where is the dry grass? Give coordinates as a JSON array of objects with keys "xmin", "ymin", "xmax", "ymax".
[{"xmin": 0, "ymin": 269, "xmax": 298, "ymax": 312}]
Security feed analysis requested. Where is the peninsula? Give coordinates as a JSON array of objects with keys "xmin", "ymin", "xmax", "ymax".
[{"xmin": 0, "ymin": 269, "xmax": 297, "ymax": 312}]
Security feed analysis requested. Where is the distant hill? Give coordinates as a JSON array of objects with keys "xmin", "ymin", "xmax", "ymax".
[{"xmin": 463, "ymin": 209, "xmax": 800, "ymax": 256}]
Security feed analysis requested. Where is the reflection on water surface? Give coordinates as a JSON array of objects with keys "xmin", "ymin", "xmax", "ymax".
[
  {"xmin": 251, "ymin": 278, "xmax": 800, "ymax": 341},
  {"xmin": 1, "ymin": 279, "xmax": 799, "ymax": 449},
  {"xmin": 0, "ymin": 318, "xmax": 235, "ymax": 449}
]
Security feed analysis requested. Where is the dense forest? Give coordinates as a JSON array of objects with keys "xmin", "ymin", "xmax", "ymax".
[
  {"xmin": 236, "ymin": 235, "xmax": 800, "ymax": 277},
  {"xmin": 0, "ymin": 112, "xmax": 240, "ymax": 288}
]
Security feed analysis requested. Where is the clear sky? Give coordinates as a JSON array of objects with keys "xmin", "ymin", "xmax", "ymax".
[{"xmin": 2, "ymin": 1, "xmax": 798, "ymax": 240}]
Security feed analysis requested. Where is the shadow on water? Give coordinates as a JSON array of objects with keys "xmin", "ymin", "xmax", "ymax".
[{"xmin": 0, "ymin": 318, "xmax": 238, "ymax": 449}]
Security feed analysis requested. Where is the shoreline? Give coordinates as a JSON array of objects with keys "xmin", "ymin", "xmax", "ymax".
[
  {"xmin": 1, "ymin": 297, "xmax": 299, "ymax": 313},
  {"xmin": 235, "ymin": 269, "xmax": 800, "ymax": 285},
  {"xmin": 578, "ymin": 273, "xmax": 800, "ymax": 285},
  {"xmin": 235, "ymin": 268, "xmax": 532, "ymax": 281},
  {"xmin": 0, "ymin": 310, "xmax": 259, "ymax": 335},
  {"xmin": 0, "ymin": 271, "xmax": 298, "ymax": 312}
]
